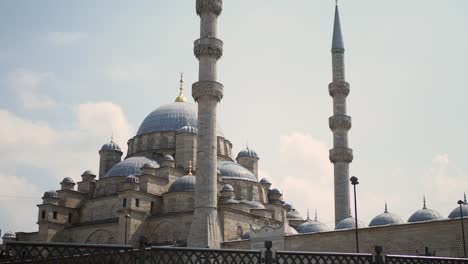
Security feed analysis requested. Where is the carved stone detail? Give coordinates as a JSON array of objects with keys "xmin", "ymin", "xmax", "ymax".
[
  {"xmin": 196, "ymin": 0, "xmax": 222, "ymax": 16},
  {"xmin": 329, "ymin": 147, "xmax": 353, "ymax": 163},
  {"xmin": 329, "ymin": 115, "xmax": 352, "ymax": 131},
  {"xmin": 192, "ymin": 81, "xmax": 224, "ymax": 102},
  {"xmin": 194, "ymin": 37, "xmax": 223, "ymax": 59},
  {"xmin": 329, "ymin": 81, "xmax": 350, "ymax": 97}
]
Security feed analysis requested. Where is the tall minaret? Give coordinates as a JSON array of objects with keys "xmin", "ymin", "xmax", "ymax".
[
  {"xmin": 328, "ymin": 2, "xmax": 353, "ymax": 226},
  {"xmin": 187, "ymin": 0, "xmax": 224, "ymax": 248}
]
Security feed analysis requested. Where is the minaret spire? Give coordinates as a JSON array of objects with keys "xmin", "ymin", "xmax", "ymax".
[
  {"xmin": 384, "ymin": 202, "xmax": 388, "ymax": 213},
  {"xmin": 175, "ymin": 73, "xmax": 188, "ymax": 102},
  {"xmin": 423, "ymin": 195, "xmax": 427, "ymax": 209},
  {"xmin": 329, "ymin": 2, "xmax": 353, "ymax": 227},
  {"xmin": 188, "ymin": 0, "xmax": 224, "ymax": 248}
]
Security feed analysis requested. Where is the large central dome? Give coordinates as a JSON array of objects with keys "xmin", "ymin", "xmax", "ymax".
[{"xmin": 136, "ymin": 102, "xmax": 223, "ymax": 137}]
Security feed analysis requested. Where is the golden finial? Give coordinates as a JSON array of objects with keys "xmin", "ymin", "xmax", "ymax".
[
  {"xmin": 175, "ymin": 72, "xmax": 187, "ymax": 102},
  {"xmin": 188, "ymin": 161, "xmax": 193, "ymax": 175}
]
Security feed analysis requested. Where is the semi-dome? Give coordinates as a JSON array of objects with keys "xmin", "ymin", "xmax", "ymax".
[
  {"xmin": 448, "ymin": 195, "xmax": 468, "ymax": 219},
  {"xmin": 136, "ymin": 102, "xmax": 223, "ymax": 137},
  {"xmin": 168, "ymin": 175, "xmax": 196, "ymax": 193},
  {"xmin": 101, "ymin": 140, "xmax": 121, "ymax": 152},
  {"xmin": 286, "ymin": 209, "xmax": 303, "ymax": 220},
  {"xmin": 237, "ymin": 147, "xmax": 259, "ymax": 159},
  {"xmin": 105, "ymin": 157, "xmax": 159, "ymax": 178},
  {"xmin": 335, "ymin": 216, "xmax": 366, "ymax": 230},
  {"xmin": 217, "ymin": 161, "xmax": 257, "ymax": 182},
  {"xmin": 126, "ymin": 175, "xmax": 140, "ymax": 183},
  {"xmin": 141, "ymin": 162, "xmax": 157, "ymax": 169},
  {"xmin": 296, "ymin": 212, "xmax": 331, "ymax": 234},
  {"xmin": 408, "ymin": 198, "xmax": 443, "ymax": 223},
  {"xmin": 43, "ymin": 190, "xmax": 58, "ymax": 198},
  {"xmin": 369, "ymin": 204, "xmax": 403, "ymax": 227},
  {"xmin": 61, "ymin": 177, "xmax": 75, "ymax": 184},
  {"xmin": 239, "ymin": 200, "xmax": 265, "ymax": 209}
]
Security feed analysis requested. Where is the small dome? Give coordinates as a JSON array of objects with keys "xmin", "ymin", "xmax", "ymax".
[
  {"xmin": 269, "ymin": 188, "xmax": 282, "ymax": 195},
  {"xmin": 3, "ymin": 232, "xmax": 15, "ymax": 239},
  {"xmin": 239, "ymin": 200, "xmax": 265, "ymax": 209},
  {"xmin": 105, "ymin": 157, "xmax": 159, "ymax": 177},
  {"xmin": 369, "ymin": 204, "xmax": 403, "ymax": 227},
  {"xmin": 284, "ymin": 203, "xmax": 293, "ymax": 211},
  {"xmin": 237, "ymin": 147, "xmax": 259, "ymax": 159},
  {"xmin": 168, "ymin": 175, "xmax": 196, "ymax": 193},
  {"xmin": 101, "ymin": 140, "xmax": 121, "ymax": 152},
  {"xmin": 61, "ymin": 177, "xmax": 75, "ymax": 184},
  {"xmin": 126, "ymin": 175, "xmax": 140, "ymax": 183},
  {"xmin": 163, "ymin": 155, "xmax": 175, "ymax": 161},
  {"xmin": 448, "ymin": 195, "xmax": 468, "ymax": 219},
  {"xmin": 297, "ymin": 214, "xmax": 331, "ymax": 234},
  {"xmin": 260, "ymin": 178, "xmax": 271, "ymax": 184},
  {"xmin": 408, "ymin": 198, "xmax": 443, "ymax": 223},
  {"xmin": 335, "ymin": 217, "xmax": 366, "ymax": 230},
  {"xmin": 43, "ymin": 190, "xmax": 58, "ymax": 198},
  {"xmin": 82, "ymin": 170, "xmax": 96, "ymax": 176},
  {"xmin": 221, "ymin": 184, "xmax": 234, "ymax": 192},
  {"xmin": 177, "ymin": 125, "xmax": 198, "ymax": 134},
  {"xmin": 218, "ymin": 161, "xmax": 257, "ymax": 182},
  {"xmin": 286, "ymin": 209, "xmax": 303, "ymax": 220}
]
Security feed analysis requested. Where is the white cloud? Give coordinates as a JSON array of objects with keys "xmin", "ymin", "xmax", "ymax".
[
  {"xmin": 7, "ymin": 69, "xmax": 58, "ymax": 110},
  {"xmin": 107, "ymin": 63, "xmax": 159, "ymax": 82},
  {"xmin": 44, "ymin": 32, "xmax": 88, "ymax": 46}
]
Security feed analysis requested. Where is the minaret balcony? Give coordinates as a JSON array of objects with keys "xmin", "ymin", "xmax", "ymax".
[
  {"xmin": 329, "ymin": 147, "xmax": 353, "ymax": 163},
  {"xmin": 192, "ymin": 81, "xmax": 224, "ymax": 102},
  {"xmin": 194, "ymin": 37, "xmax": 223, "ymax": 59},
  {"xmin": 329, "ymin": 81, "xmax": 350, "ymax": 97},
  {"xmin": 329, "ymin": 115, "xmax": 351, "ymax": 131}
]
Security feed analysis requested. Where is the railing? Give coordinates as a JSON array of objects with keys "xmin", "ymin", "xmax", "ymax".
[{"xmin": 1, "ymin": 240, "xmax": 468, "ymax": 264}]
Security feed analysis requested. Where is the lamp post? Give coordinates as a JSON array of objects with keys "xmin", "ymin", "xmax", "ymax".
[
  {"xmin": 350, "ymin": 176, "xmax": 359, "ymax": 253},
  {"xmin": 124, "ymin": 214, "xmax": 131, "ymax": 245},
  {"xmin": 458, "ymin": 200, "xmax": 466, "ymax": 258}
]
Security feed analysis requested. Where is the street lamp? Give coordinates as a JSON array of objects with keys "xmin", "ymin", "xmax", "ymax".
[
  {"xmin": 458, "ymin": 200, "xmax": 466, "ymax": 258},
  {"xmin": 350, "ymin": 176, "xmax": 359, "ymax": 253},
  {"xmin": 124, "ymin": 214, "xmax": 131, "ymax": 245}
]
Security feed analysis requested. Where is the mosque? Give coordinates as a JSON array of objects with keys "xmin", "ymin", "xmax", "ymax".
[{"xmin": 4, "ymin": 0, "xmax": 468, "ymax": 257}]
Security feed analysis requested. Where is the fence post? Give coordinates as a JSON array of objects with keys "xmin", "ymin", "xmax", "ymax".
[
  {"xmin": 374, "ymin": 246, "xmax": 384, "ymax": 264},
  {"xmin": 138, "ymin": 236, "xmax": 146, "ymax": 264},
  {"xmin": 264, "ymin": 241, "xmax": 273, "ymax": 264}
]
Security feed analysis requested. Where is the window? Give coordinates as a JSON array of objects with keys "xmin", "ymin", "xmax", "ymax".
[
  {"xmin": 150, "ymin": 201, "xmax": 154, "ymax": 214},
  {"xmin": 123, "ymin": 198, "xmax": 127, "ymax": 208},
  {"xmin": 41, "ymin": 210, "xmax": 46, "ymax": 219},
  {"xmin": 68, "ymin": 213, "xmax": 72, "ymax": 223},
  {"xmin": 136, "ymin": 199, "xmax": 140, "ymax": 208},
  {"xmin": 53, "ymin": 211, "xmax": 57, "ymax": 219}
]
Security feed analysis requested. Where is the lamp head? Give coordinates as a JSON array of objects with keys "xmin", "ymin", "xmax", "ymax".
[{"xmin": 350, "ymin": 176, "xmax": 359, "ymax": 185}]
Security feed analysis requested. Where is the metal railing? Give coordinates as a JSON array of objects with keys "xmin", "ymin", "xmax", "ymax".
[{"xmin": 1, "ymin": 240, "xmax": 468, "ymax": 264}]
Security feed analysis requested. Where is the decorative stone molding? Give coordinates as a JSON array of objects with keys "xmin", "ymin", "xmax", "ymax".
[
  {"xmin": 192, "ymin": 81, "xmax": 224, "ymax": 102},
  {"xmin": 194, "ymin": 37, "xmax": 223, "ymax": 59},
  {"xmin": 196, "ymin": 0, "xmax": 222, "ymax": 16},
  {"xmin": 329, "ymin": 147, "xmax": 353, "ymax": 163},
  {"xmin": 329, "ymin": 115, "xmax": 352, "ymax": 131},
  {"xmin": 329, "ymin": 81, "xmax": 350, "ymax": 97}
]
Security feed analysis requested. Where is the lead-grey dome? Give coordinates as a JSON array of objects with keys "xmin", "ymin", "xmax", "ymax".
[
  {"xmin": 448, "ymin": 195, "xmax": 468, "ymax": 219},
  {"xmin": 260, "ymin": 178, "xmax": 271, "ymax": 184},
  {"xmin": 177, "ymin": 125, "xmax": 198, "ymax": 134},
  {"xmin": 101, "ymin": 140, "xmax": 121, "ymax": 152},
  {"xmin": 369, "ymin": 204, "xmax": 403, "ymax": 227},
  {"xmin": 163, "ymin": 155, "xmax": 175, "ymax": 161},
  {"xmin": 221, "ymin": 184, "xmax": 234, "ymax": 192},
  {"xmin": 269, "ymin": 188, "xmax": 281, "ymax": 195},
  {"xmin": 335, "ymin": 217, "xmax": 366, "ymax": 230},
  {"xmin": 237, "ymin": 147, "xmax": 259, "ymax": 159},
  {"xmin": 43, "ymin": 190, "xmax": 58, "ymax": 198},
  {"xmin": 136, "ymin": 102, "xmax": 223, "ymax": 137},
  {"xmin": 105, "ymin": 157, "xmax": 159, "ymax": 178},
  {"xmin": 408, "ymin": 198, "xmax": 443, "ymax": 223},
  {"xmin": 286, "ymin": 208, "xmax": 303, "ymax": 220},
  {"xmin": 168, "ymin": 175, "xmax": 196, "ymax": 193},
  {"xmin": 61, "ymin": 177, "xmax": 75, "ymax": 184},
  {"xmin": 296, "ymin": 215, "xmax": 331, "ymax": 234},
  {"xmin": 217, "ymin": 161, "xmax": 257, "ymax": 182}
]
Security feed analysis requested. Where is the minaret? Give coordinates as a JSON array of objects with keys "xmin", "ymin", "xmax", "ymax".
[
  {"xmin": 188, "ymin": 0, "xmax": 223, "ymax": 248},
  {"xmin": 328, "ymin": 2, "xmax": 353, "ymax": 226}
]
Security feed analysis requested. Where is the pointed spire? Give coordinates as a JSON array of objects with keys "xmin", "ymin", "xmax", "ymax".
[
  {"xmin": 464, "ymin": 192, "xmax": 467, "ymax": 204},
  {"xmin": 332, "ymin": 1, "xmax": 344, "ymax": 50},
  {"xmin": 175, "ymin": 73, "xmax": 188, "ymax": 102},
  {"xmin": 188, "ymin": 160, "xmax": 193, "ymax": 175},
  {"xmin": 314, "ymin": 209, "xmax": 318, "ymax": 221},
  {"xmin": 306, "ymin": 209, "xmax": 310, "ymax": 221},
  {"xmin": 384, "ymin": 202, "xmax": 388, "ymax": 213},
  {"xmin": 423, "ymin": 195, "xmax": 427, "ymax": 209}
]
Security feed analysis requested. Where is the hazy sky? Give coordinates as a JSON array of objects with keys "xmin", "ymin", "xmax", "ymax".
[{"xmin": 1, "ymin": 0, "xmax": 468, "ymax": 234}]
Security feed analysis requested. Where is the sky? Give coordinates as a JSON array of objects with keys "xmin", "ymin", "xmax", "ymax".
[{"xmin": 1, "ymin": 0, "xmax": 468, "ymax": 235}]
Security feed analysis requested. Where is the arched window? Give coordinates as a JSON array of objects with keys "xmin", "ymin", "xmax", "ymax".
[
  {"xmin": 123, "ymin": 198, "xmax": 127, "ymax": 208},
  {"xmin": 53, "ymin": 211, "xmax": 57, "ymax": 219},
  {"xmin": 68, "ymin": 213, "xmax": 72, "ymax": 223},
  {"xmin": 41, "ymin": 210, "xmax": 46, "ymax": 219}
]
